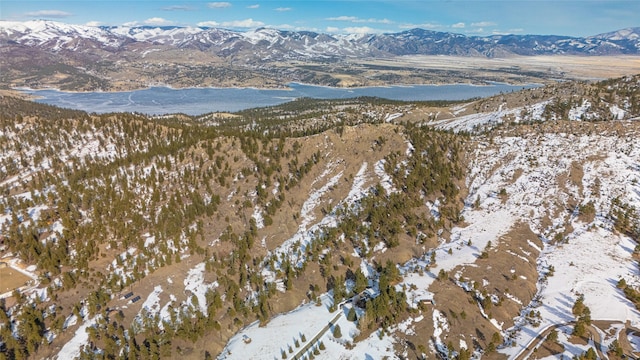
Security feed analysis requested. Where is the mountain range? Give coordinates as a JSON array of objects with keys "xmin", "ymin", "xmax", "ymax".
[
  {"xmin": 2, "ymin": 20, "xmax": 640, "ymax": 59},
  {"xmin": 1, "ymin": 20, "xmax": 639, "ymax": 91}
]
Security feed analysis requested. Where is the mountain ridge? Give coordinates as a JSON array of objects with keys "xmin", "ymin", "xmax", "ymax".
[
  {"xmin": 2, "ymin": 19, "xmax": 639, "ymax": 92},
  {"xmin": 2, "ymin": 20, "xmax": 640, "ymax": 57}
]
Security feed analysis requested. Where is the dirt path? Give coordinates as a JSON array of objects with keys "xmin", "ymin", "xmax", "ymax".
[
  {"xmin": 585, "ymin": 325, "xmax": 605, "ymax": 359},
  {"xmin": 513, "ymin": 322, "xmax": 614, "ymax": 360},
  {"xmin": 290, "ymin": 311, "xmax": 343, "ymax": 360},
  {"xmin": 513, "ymin": 322, "xmax": 574, "ymax": 360},
  {"xmin": 620, "ymin": 321, "xmax": 640, "ymax": 359}
]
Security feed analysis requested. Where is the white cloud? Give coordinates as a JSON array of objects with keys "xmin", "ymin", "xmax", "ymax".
[
  {"xmin": 24, "ymin": 10, "xmax": 72, "ymax": 18},
  {"xmin": 275, "ymin": 7, "xmax": 292, "ymax": 12},
  {"xmin": 360, "ymin": 18, "xmax": 392, "ymax": 24},
  {"xmin": 266, "ymin": 24, "xmax": 322, "ymax": 32},
  {"xmin": 326, "ymin": 16, "xmax": 358, "ymax": 21},
  {"xmin": 465, "ymin": 28, "xmax": 485, "ymax": 34},
  {"xmin": 492, "ymin": 28, "xmax": 524, "ymax": 35},
  {"xmin": 399, "ymin": 23, "xmax": 442, "ymax": 30},
  {"xmin": 326, "ymin": 16, "xmax": 392, "ymax": 24},
  {"xmin": 143, "ymin": 17, "xmax": 175, "ymax": 26},
  {"xmin": 452, "ymin": 22, "xmax": 465, "ymax": 29},
  {"xmin": 162, "ymin": 5, "xmax": 193, "ymax": 11},
  {"xmin": 326, "ymin": 26, "xmax": 340, "ymax": 33},
  {"xmin": 247, "ymin": 4, "xmax": 260, "ymax": 9},
  {"xmin": 197, "ymin": 21, "xmax": 220, "ymax": 27},
  {"xmin": 208, "ymin": 2, "xmax": 231, "ymax": 8},
  {"xmin": 122, "ymin": 21, "xmax": 140, "ymax": 27},
  {"xmin": 226, "ymin": 18, "xmax": 264, "ymax": 27},
  {"xmin": 85, "ymin": 21, "xmax": 102, "ymax": 27},
  {"xmin": 273, "ymin": 23, "xmax": 294, "ymax": 30},
  {"xmin": 344, "ymin": 26, "xmax": 380, "ymax": 35},
  {"xmin": 203, "ymin": 18, "xmax": 265, "ymax": 28},
  {"xmin": 471, "ymin": 21, "xmax": 497, "ymax": 27}
]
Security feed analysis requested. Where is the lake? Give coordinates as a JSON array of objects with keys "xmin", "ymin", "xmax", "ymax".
[{"xmin": 20, "ymin": 82, "xmax": 538, "ymax": 116}]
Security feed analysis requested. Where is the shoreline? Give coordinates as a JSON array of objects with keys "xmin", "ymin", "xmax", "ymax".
[
  {"xmin": 12, "ymin": 80, "xmax": 539, "ymax": 95},
  {"xmin": 8, "ymin": 82, "xmax": 542, "ymax": 116}
]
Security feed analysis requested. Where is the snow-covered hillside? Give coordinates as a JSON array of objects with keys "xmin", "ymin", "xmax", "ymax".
[
  {"xmin": 1, "ymin": 87, "xmax": 639, "ymax": 359},
  {"xmin": 464, "ymin": 125, "xmax": 640, "ymax": 357},
  {"xmin": 218, "ymin": 121, "xmax": 640, "ymax": 359},
  {"xmin": 430, "ymin": 74, "xmax": 640, "ymax": 133}
]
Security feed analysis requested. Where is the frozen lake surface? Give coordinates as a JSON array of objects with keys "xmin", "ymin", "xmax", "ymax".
[{"xmin": 21, "ymin": 82, "xmax": 538, "ymax": 115}]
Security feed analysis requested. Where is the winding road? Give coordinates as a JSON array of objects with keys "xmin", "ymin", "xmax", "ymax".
[
  {"xmin": 511, "ymin": 321, "xmax": 640, "ymax": 360},
  {"xmin": 511, "ymin": 322, "xmax": 608, "ymax": 360}
]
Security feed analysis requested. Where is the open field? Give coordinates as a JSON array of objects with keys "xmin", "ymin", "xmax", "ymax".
[
  {"xmin": 350, "ymin": 55, "xmax": 640, "ymax": 84},
  {"xmin": 5, "ymin": 52, "xmax": 638, "ymax": 92},
  {"xmin": 0, "ymin": 266, "xmax": 31, "ymax": 294},
  {"xmin": 357, "ymin": 55, "xmax": 640, "ymax": 79}
]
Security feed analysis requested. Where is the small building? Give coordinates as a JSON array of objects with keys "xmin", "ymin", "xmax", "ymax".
[
  {"xmin": 419, "ymin": 298, "xmax": 436, "ymax": 306},
  {"xmin": 242, "ymin": 335, "xmax": 251, "ymax": 344},
  {"xmin": 363, "ymin": 288, "xmax": 380, "ymax": 299},
  {"xmin": 130, "ymin": 295, "xmax": 141, "ymax": 303}
]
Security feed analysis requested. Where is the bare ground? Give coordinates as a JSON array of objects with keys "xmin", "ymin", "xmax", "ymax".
[{"xmin": 0, "ymin": 267, "xmax": 31, "ymax": 294}]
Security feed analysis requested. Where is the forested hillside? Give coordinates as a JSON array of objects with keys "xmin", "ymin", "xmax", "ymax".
[{"xmin": 1, "ymin": 75, "xmax": 639, "ymax": 360}]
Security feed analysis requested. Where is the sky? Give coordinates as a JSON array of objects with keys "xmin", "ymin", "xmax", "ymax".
[{"xmin": 0, "ymin": 0, "xmax": 638, "ymax": 37}]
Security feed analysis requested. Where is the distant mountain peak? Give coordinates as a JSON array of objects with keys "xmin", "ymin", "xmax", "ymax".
[
  {"xmin": 1, "ymin": 19, "xmax": 639, "ymax": 58},
  {"xmin": 592, "ymin": 27, "xmax": 640, "ymax": 41},
  {"xmin": 1, "ymin": 19, "xmax": 639, "ymax": 91}
]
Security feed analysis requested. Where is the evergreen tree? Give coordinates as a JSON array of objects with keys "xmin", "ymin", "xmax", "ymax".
[
  {"xmin": 333, "ymin": 324, "xmax": 342, "ymax": 338},
  {"xmin": 347, "ymin": 306, "xmax": 357, "ymax": 322}
]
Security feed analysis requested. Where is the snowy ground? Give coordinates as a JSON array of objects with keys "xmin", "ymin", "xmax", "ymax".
[
  {"xmin": 399, "ymin": 207, "xmax": 518, "ymax": 309},
  {"xmin": 55, "ymin": 312, "xmax": 100, "ymax": 360},
  {"xmin": 222, "ymin": 125, "xmax": 640, "ymax": 359},
  {"xmin": 219, "ymin": 293, "xmax": 373, "ymax": 360},
  {"xmin": 219, "ymin": 292, "xmax": 399, "ymax": 360},
  {"xmin": 429, "ymin": 100, "xmax": 550, "ymax": 133},
  {"xmin": 225, "ymin": 159, "xmax": 403, "ymax": 359},
  {"xmin": 389, "ymin": 128, "xmax": 640, "ymax": 358},
  {"xmin": 5, "ymin": 102, "xmax": 632, "ymax": 360},
  {"xmin": 261, "ymin": 161, "xmax": 369, "ymax": 281},
  {"xmin": 462, "ymin": 131, "xmax": 640, "ymax": 358},
  {"xmin": 52, "ymin": 261, "xmax": 219, "ymax": 359},
  {"xmin": 540, "ymin": 325, "xmax": 594, "ymax": 359}
]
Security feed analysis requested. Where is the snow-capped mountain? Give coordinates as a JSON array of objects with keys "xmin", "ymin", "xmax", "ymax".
[
  {"xmin": 1, "ymin": 20, "xmax": 639, "ymax": 58},
  {"xmin": 106, "ymin": 25, "xmax": 240, "ymax": 49},
  {"xmin": 0, "ymin": 20, "xmax": 371, "ymax": 60},
  {"xmin": 1, "ymin": 20, "xmax": 638, "ymax": 91},
  {"xmin": 0, "ymin": 20, "xmax": 129, "ymax": 49},
  {"xmin": 589, "ymin": 27, "xmax": 640, "ymax": 52}
]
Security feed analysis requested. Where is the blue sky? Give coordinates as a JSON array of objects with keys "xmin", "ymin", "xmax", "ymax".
[{"xmin": 1, "ymin": 1, "xmax": 638, "ymax": 36}]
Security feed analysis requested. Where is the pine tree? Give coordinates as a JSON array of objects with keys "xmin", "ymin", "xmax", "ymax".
[
  {"xmin": 333, "ymin": 324, "xmax": 342, "ymax": 338},
  {"xmin": 584, "ymin": 347, "xmax": 597, "ymax": 360},
  {"xmin": 347, "ymin": 306, "xmax": 357, "ymax": 322},
  {"xmin": 609, "ymin": 339, "xmax": 623, "ymax": 357},
  {"xmin": 354, "ymin": 269, "xmax": 368, "ymax": 294}
]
